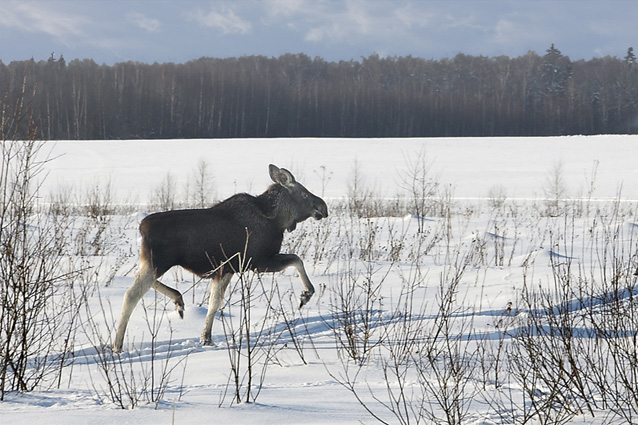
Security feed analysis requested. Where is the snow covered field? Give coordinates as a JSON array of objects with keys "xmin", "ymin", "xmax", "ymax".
[
  {"xmin": 1, "ymin": 136, "xmax": 638, "ymax": 424},
  {"xmin": 39, "ymin": 135, "xmax": 638, "ymax": 203}
]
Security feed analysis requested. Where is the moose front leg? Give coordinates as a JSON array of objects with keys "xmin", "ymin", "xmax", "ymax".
[{"xmin": 266, "ymin": 254, "xmax": 315, "ymax": 308}]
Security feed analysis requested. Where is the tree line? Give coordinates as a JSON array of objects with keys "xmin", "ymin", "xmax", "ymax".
[{"xmin": 1, "ymin": 45, "xmax": 637, "ymax": 140}]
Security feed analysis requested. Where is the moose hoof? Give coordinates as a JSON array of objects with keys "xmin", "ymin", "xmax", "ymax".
[
  {"xmin": 176, "ymin": 303, "xmax": 185, "ymax": 319},
  {"xmin": 200, "ymin": 336, "xmax": 213, "ymax": 346},
  {"xmin": 298, "ymin": 290, "xmax": 314, "ymax": 308}
]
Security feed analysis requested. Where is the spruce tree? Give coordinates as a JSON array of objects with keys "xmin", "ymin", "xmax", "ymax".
[{"xmin": 625, "ymin": 47, "xmax": 636, "ymax": 67}]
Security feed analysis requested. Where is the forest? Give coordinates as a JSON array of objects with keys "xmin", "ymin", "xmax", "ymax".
[{"xmin": 1, "ymin": 45, "xmax": 637, "ymax": 139}]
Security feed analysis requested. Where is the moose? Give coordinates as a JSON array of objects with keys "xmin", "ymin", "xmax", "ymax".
[{"xmin": 113, "ymin": 164, "xmax": 328, "ymax": 352}]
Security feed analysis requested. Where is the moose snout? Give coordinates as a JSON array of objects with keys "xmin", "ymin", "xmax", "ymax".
[{"xmin": 313, "ymin": 200, "xmax": 328, "ymax": 220}]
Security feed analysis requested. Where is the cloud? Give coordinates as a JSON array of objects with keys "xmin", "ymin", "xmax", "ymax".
[
  {"xmin": 0, "ymin": 1, "xmax": 88, "ymax": 41},
  {"xmin": 392, "ymin": 3, "xmax": 431, "ymax": 30},
  {"xmin": 262, "ymin": 0, "xmax": 379, "ymax": 43},
  {"xmin": 127, "ymin": 12, "xmax": 160, "ymax": 33},
  {"xmin": 188, "ymin": 4, "xmax": 251, "ymax": 35},
  {"xmin": 263, "ymin": 0, "xmax": 433, "ymax": 48},
  {"xmin": 264, "ymin": 0, "xmax": 307, "ymax": 18}
]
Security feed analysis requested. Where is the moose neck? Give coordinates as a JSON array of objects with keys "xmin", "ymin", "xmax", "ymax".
[{"xmin": 258, "ymin": 185, "xmax": 299, "ymax": 232}]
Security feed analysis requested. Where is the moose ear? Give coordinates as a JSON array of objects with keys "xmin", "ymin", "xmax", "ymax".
[{"xmin": 269, "ymin": 164, "xmax": 296, "ymax": 187}]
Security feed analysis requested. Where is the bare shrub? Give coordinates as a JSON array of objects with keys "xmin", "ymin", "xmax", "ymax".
[
  {"xmin": 487, "ymin": 184, "xmax": 508, "ymax": 209},
  {"xmin": 313, "ymin": 164, "xmax": 332, "ymax": 198},
  {"xmin": 327, "ymin": 257, "xmax": 389, "ymax": 365},
  {"xmin": 152, "ymin": 172, "xmax": 177, "ymax": 211},
  {"xmin": 328, "ymin": 244, "xmax": 481, "ymax": 424},
  {"xmin": 218, "ymin": 271, "xmax": 285, "ymax": 406},
  {"xmin": 494, "ymin": 203, "xmax": 638, "ymax": 423},
  {"xmin": 0, "ymin": 83, "xmax": 77, "ymax": 398},
  {"xmin": 346, "ymin": 160, "xmax": 401, "ymax": 218},
  {"xmin": 543, "ymin": 160, "xmax": 568, "ymax": 216},
  {"xmin": 400, "ymin": 148, "xmax": 440, "ymax": 232},
  {"xmin": 74, "ymin": 181, "xmax": 120, "ymax": 257},
  {"xmin": 83, "ymin": 288, "xmax": 189, "ymax": 409},
  {"xmin": 187, "ymin": 158, "xmax": 215, "ymax": 208},
  {"xmin": 347, "ymin": 159, "xmax": 375, "ymax": 218}
]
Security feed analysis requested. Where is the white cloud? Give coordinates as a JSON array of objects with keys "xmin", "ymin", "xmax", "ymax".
[
  {"xmin": 0, "ymin": 1, "xmax": 88, "ymax": 41},
  {"xmin": 264, "ymin": 0, "xmax": 307, "ymax": 18},
  {"xmin": 127, "ymin": 12, "xmax": 160, "ymax": 33},
  {"xmin": 304, "ymin": 21, "xmax": 347, "ymax": 43},
  {"xmin": 188, "ymin": 4, "xmax": 252, "ymax": 35},
  {"xmin": 263, "ymin": 0, "xmax": 378, "ymax": 43},
  {"xmin": 493, "ymin": 18, "xmax": 515, "ymax": 43},
  {"xmin": 263, "ymin": 0, "xmax": 431, "ymax": 48},
  {"xmin": 392, "ymin": 3, "xmax": 431, "ymax": 29}
]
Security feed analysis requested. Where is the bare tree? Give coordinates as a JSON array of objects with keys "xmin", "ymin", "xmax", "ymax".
[{"xmin": 0, "ymin": 80, "xmax": 75, "ymax": 398}]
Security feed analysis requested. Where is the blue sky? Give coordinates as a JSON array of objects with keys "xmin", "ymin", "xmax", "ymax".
[{"xmin": 1, "ymin": 0, "xmax": 636, "ymax": 65}]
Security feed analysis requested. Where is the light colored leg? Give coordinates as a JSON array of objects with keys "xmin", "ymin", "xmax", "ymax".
[
  {"xmin": 152, "ymin": 280, "xmax": 185, "ymax": 318},
  {"xmin": 286, "ymin": 255, "xmax": 316, "ymax": 308},
  {"xmin": 113, "ymin": 262, "xmax": 155, "ymax": 352},
  {"xmin": 201, "ymin": 273, "xmax": 233, "ymax": 345}
]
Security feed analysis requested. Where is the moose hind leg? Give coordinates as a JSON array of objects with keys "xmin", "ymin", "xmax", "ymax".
[
  {"xmin": 201, "ymin": 273, "xmax": 232, "ymax": 346},
  {"xmin": 113, "ymin": 262, "xmax": 156, "ymax": 352},
  {"xmin": 152, "ymin": 280, "xmax": 185, "ymax": 318}
]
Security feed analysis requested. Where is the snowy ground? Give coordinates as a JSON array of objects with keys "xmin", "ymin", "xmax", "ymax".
[
  {"xmin": 40, "ymin": 135, "xmax": 638, "ymax": 202},
  {"xmin": 1, "ymin": 136, "xmax": 638, "ymax": 424}
]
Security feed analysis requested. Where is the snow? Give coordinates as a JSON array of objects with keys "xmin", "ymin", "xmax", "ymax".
[
  {"xmin": 2, "ymin": 135, "xmax": 638, "ymax": 424},
  {"xmin": 41, "ymin": 135, "xmax": 638, "ymax": 202}
]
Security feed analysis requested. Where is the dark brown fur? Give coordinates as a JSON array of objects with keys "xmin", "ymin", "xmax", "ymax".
[{"xmin": 113, "ymin": 164, "xmax": 327, "ymax": 351}]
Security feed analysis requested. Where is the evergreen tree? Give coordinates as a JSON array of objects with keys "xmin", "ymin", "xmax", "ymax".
[
  {"xmin": 625, "ymin": 47, "xmax": 636, "ymax": 67},
  {"xmin": 541, "ymin": 43, "xmax": 572, "ymax": 95}
]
